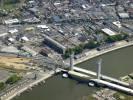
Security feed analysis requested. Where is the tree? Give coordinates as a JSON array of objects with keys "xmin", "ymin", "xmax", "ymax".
[
  {"xmin": 106, "ymin": 34, "xmax": 129, "ymax": 43},
  {"xmin": 4, "ymin": 0, "xmax": 20, "ymax": 4},
  {"xmin": 6, "ymin": 74, "xmax": 21, "ymax": 84},
  {"xmin": 85, "ymin": 41, "xmax": 100, "ymax": 49},
  {"xmin": 0, "ymin": 82, "xmax": 5, "ymax": 90},
  {"xmin": 73, "ymin": 44, "xmax": 84, "ymax": 54},
  {"xmin": 63, "ymin": 44, "xmax": 84, "ymax": 59},
  {"xmin": 63, "ymin": 48, "xmax": 73, "ymax": 59}
]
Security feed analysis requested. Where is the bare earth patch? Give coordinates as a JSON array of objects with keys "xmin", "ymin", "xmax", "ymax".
[{"xmin": 0, "ymin": 56, "xmax": 32, "ymax": 70}]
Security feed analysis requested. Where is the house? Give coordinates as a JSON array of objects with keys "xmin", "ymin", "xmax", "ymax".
[
  {"xmin": 8, "ymin": 38, "xmax": 15, "ymax": 43},
  {"xmin": 21, "ymin": 46, "xmax": 37, "ymax": 56},
  {"xmin": 101, "ymin": 28, "xmax": 117, "ymax": 36},
  {"xmin": 21, "ymin": 36, "xmax": 29, "ymax": 42},
  {"xmin": 118, "ymin": 12, "xmax": 130, "ymax": 19},
  {"xmin": 36, "ymin": 25, "xmax": 49, "ymax": 29},
  {"xmin": 23, "ymin": 17, "xmax": 40, "ymax": 24},
  {"xmin": 8, "ymin": 29, "xmax": 18, "ymax": 34},
  {"xmin": 4, "ymin": 19, "xmax": 20, "ymax": 25}
]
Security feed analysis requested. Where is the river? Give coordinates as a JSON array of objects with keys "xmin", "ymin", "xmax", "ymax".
[{"xmin": 14, "ymin": 46, "xmax": 133, "ymax": 100}]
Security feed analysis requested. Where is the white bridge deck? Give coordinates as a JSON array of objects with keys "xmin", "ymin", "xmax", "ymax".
[
  {"xmin": 67, "ymin": 68, "xmax": 133, "ymax": 95},
  {"xmin": 91, "ymin": 79, "xmax": 133, "ymax": 95},
  {"xmin": 73, "ymin": 67, "xmax": 129, "ymax": 87}
]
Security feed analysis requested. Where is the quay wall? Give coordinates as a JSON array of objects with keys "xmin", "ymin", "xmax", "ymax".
[{"xmin": 73, "ymin": 40, "xmax": 133, "ymax": 65}]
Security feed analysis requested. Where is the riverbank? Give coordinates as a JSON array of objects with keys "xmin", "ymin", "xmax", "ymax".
[
  {"xmin": 88, "ymin": 72, "xmax": 133, "ymax": 100},
  {"xmin": 73, "ymin": 40, "xmax": 133, "ymax": 65},
  {"xmin": 0, "ymin": 70, "xmax": 55, "ymax": 100}
]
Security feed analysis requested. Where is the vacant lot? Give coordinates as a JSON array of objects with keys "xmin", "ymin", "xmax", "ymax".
[{"xmin": 0, "ymin": 56, "xmax": 32, "ymax": 70}]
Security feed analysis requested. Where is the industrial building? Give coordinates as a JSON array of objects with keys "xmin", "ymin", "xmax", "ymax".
[{"xmin": 42, "ymin": 34, "xmax": 67, "ymax": 54}]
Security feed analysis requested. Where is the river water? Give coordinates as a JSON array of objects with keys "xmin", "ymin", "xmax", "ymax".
[{"xmin": 14, "ymin": 46, "xmax": 133, "ymax": 100}]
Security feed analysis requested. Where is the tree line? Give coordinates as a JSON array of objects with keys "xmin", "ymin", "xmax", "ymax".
[
  {"xmin": 63, "ymin": 33, "xmax": 129, "ymax": 59},
  {"xmin": 0, "ymin": 0, "xmax": 20, "ymax": 5}
]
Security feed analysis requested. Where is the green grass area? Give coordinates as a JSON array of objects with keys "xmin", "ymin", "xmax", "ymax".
[
  {"xmin": 87, "ymin": 95, "xmax": 96, "ymax": 100},
  {"xmin": 0, "ymin": 0, "xmax": 26, "ymax": 11},
  {"xmin": 1, "ymin": 4, "xmax": 16, "ymax": 10}
]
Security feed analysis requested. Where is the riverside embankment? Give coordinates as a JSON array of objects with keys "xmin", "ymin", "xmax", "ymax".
[
  {"xmin": 0, "ymin": 70, "xmax": 55, "ymax": 100},
  {"xmin": 73, "ymin": 40, "xmax": 133, "ymax": 65},
  {"xmin": 14, "ymin": 43, "xmax": 133, "ymax": 100}
]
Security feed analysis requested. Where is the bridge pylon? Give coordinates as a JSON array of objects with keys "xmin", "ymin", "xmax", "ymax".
[
  {"xmin": 70, "ymin": 52, "xmax": 74, "ymax": 70},
  {"xmin": 97, "ymin": 59, "xmax": 102, "ymax": 80}
]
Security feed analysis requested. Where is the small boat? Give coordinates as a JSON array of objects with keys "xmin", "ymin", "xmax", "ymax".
[
  {"xmin": 88, "ymin": 82, "xmax": 95, "ymax": 87},
  {"xmin": 62, "ymin": 73, "xmax": 68, "ymax": 78}
]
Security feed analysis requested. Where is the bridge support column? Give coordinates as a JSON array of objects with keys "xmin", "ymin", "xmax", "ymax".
[
  {"xmin": 97, "ymin": 59, "xmax": 102, "ymax": 80},
  {"xmin": 70, "ymin": 53, "xmax": 74, "ymax": 70}
]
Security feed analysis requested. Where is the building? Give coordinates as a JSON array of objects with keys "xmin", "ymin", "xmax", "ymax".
[
  {"xmin": 42, "ymin": 34, "xmax": 66, "ymax": 54},
  {"xmin": 39, "ymin": 48, "xmax": 53, "ymax": 57},
  {"xmin": 0, "ymin": 46, "xmax": 19, "ymax": 54},
  {"xmin": 101, "ymin": 28, "xmax": 116, "ymax": 36},
  {"xmin": 23, "ymin": 17, "xmax": 40, "ymax": 24},
  {"xmin": 21, "ymin": 46, "xmax": 38, "ymax": 56},
  {"xmin": 8, "ymin": 29, "xmax": 18, "ymax": 34},
  {"xmin": 0, "ymin": 33, "xmax": 8, "ymax": 38},
  {"xmin": 21, "ymin": 36, "xmax": 29, "ymax": 42},
  {"xmin": 4, "ymin": 19, "xmax": 20, "ymax": 25},
  {"xmin": 118, "ymin": 12, "xmax": 130, "ymax": 19}
]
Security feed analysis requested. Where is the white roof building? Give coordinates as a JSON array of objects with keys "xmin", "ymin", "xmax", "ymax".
[
  {"xmin": 113, "ymin": 21, "xmax": 122, "ymax": 28},
  {"xmin": 21, "ymin": 46, "xmax": 37, "ymax": 56},
  {"xmin": 4, "ymin": 19, "xmax": 20, "ymax": 25},
  {"xmin": 101, "ymin": 28, "xmax": 116, "ymax": 36},
  {"xmin": 0, "ymin": 33, "xmax": 8, "ymax": 37},
  {"xmin": 8, "ymin": 38, "xmax": 15, "ymax": 42},
  {"xmin": 118, "ymin": 13, "xmax": 129, "ymax": 18},
  {"xmin": 21, "ymin": 36, "xmax": 29, "ymax": 42},
  {"xmin": 8, "ymin": 29, "xmax": 18, "ymax": 34},
  {"xmin": 1, "ymin": 46, "xmax": 19, "ymax": 53},
  {"xmin": 36, "ymin": 25, "xmax": 49, "ymax": 29}
]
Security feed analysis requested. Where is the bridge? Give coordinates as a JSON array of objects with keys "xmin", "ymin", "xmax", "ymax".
[
  {"xmin": 67, "ymin": 69, "xmax": 133, "ymax": 95},
  {"xmin": 73, "ymin": 67, "xmax": 129, "ymax": 87},
  {"xmin": 64, "ymin": 54, "xmax": 133, "ymax": 95}
]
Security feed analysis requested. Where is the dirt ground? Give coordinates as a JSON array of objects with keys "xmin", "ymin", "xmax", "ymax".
[{"xmin": 0, "ymin": 56, "xmax": 32, "ymax": 70}]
